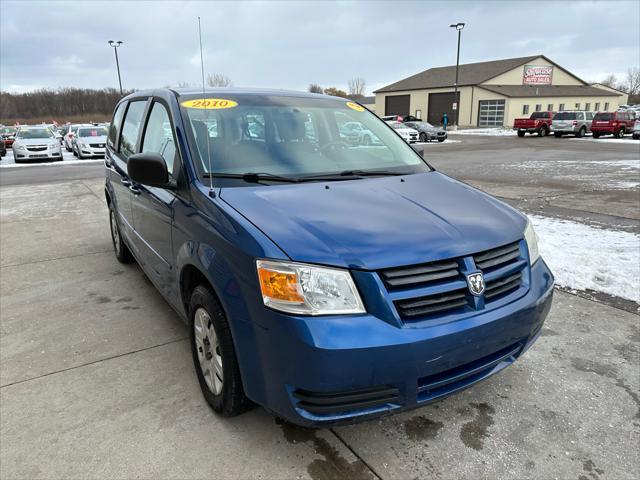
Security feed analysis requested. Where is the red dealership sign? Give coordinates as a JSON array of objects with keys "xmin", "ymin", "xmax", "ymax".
[{"xmin": 523, "ymin": 65, "xmax": 553, "ymax": 85}]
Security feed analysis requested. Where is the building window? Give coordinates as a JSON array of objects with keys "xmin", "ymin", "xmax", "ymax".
[
  {"xmin": 585, "ymin": 103, "xmax": 591, "ymax": 111},
  {"xmin": 535, "ymin": 104, "xmax": 542, "ymax": 112},
  {"xmin": 415, "ymin": 109, "xmax": 422, "ymax": 119},
  {"xmin": 547, "ymin": 104, "xmax": 553, "ymax": 111},
  {"xmin": 478, "ymin": 100, "xmax": 506, "ymax": 127},
  {"xmin": 559, "ymin": 103, "xmax": 565, "ymax": 111},
  {"xmin": 604, "ymin": 102, "xmax": 610, "ymax": 111},
  {"xmin": 575, "ymin": 103, "xmax": 580, "ymax": 109},
  {"xmin": 595, "ymin": 102, "xmax": 600, "ymax": 111},
  {"xmin": 523, "ymin": 104, "xmax": 529, "ymax": 115}
]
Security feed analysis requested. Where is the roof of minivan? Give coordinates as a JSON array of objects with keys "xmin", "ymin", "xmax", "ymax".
[{"xmin": 125, "ymin": 87, "xmax": 352, "ymax": 103}]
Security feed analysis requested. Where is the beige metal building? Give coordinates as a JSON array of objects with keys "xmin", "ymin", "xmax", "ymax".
[{"xmin": 374, "ymin": 55, "xmax": 628, "ymax": 128}]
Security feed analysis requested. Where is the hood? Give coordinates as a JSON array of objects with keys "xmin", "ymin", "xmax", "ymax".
[
  {"xmin": 77, "ymin": 135, "xmax": 107, "ymax": 143},
  {"xmin": 221, "ymin": 172, "xmax": 526, "ymax": 270},
  {"xmin": 14, "ymin": 138, "xmax": 57, "ymax": 146}
]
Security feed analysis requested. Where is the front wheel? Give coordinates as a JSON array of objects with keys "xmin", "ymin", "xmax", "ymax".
[
  {"xmin": 616, "ymin": 128, "xmax": 625, "ymax": 138},
  {"xmin": 419, "ymin": 133, "xmax": 428, "ymax": 142},
  {"xmin": 109, "ymin": 205, "xmax": 132, "ymax": 263},
  {"xmin": 517, "ymin": 130, "xmax": 525, "ymax": 137},
  {"xmin": 189, "ymin": 285, "xmax": 251, "ymax": 417}
]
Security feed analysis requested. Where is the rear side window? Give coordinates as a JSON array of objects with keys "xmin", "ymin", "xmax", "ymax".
[
  {"xmin": 142, "ymin": 102, "xmax": 177, "ymax": 176},
  {"xmin": 586, "ymin": 112, "xmax": 594, "ymax": 120},
  {"xmin": 108, "ymin": 103, "xmax": 126, "ymax": 149},
  {"xmin": 594, "ymin": 113, "xmax": 613, "ymax": 121},
  {"xmin": 554, "ymin": 112, "xmax": 576, "ymax": 120},
  {"xmin": 119, "ymin": 101, "xmax": 147, "ymax": 160}
]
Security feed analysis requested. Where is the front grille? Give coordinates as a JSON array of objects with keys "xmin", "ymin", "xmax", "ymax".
[
  {"xmin": 26, "ymin": 145, "xmax": 46, "ymax": 152},
  {"xmin": 485, "ymin": 271, "xmax": 522, "ymax": 301},
  {"xmin": 395, "ymin": 288, "xmax": 469, "ymax": 319},
  {"xmin": 380, "ymin": 259, "xmax": 460, "ymax": 289},
  {"xmin": 473, "ymin": 241, "xmax": 520, "ymax": 271},
  {"xmin": 380, "ymin": 240, "xmax": 527, "ymax": 323},
  {"xmin": 293, "ymin": 385, "xmax": 400, "ymax": 415},
  {"xmin": 90, "ymin": 143, "xmax": 105, "ymax": 148}
]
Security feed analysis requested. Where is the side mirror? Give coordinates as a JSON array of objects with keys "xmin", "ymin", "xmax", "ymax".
[{"xmin": 128, "ymin": 152, "xmax": 171, "ymax": 188}]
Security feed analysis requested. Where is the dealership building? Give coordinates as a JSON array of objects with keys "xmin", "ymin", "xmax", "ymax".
[{"xmin": 374, "ymin": 55, "xmax": 628, "ymax": 128}]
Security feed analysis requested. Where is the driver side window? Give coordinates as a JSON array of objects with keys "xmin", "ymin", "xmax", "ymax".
[{"xmin": 142, "ymin": 102, "xmax": 177, "ymax": 176}]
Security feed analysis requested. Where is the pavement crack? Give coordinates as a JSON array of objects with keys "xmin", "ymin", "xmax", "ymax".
[
  {"xmin": 0, "ymin": 337, "xmax": 188, "ymax": 389},
  {"xmin": 1, "ymin": 249, "xmax": 112, "ymax": 268},
  {"xmin": 329, "ymin": 428, "xmax": 384, "ymax": 480}
]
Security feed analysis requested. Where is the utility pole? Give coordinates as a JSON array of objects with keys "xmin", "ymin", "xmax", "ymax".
[
  {"xmin": 108, "ymin": 40, "xmax": 124, "ymax": 95},
  {"xmin": 449, "ymin": 23, "xmax": 465, "ymax": 130}
]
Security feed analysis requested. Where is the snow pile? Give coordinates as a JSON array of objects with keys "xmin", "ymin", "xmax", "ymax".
[
  {"xmin": 571, "ymin": 137, "xmax": 640, "ymax": 145},
  {"xmin": 530, "ymin": 215, "xmax": 640, "ymax": 303},
  {"xmin": 0, "ymin": 159, "xmax": 103, "ymax": 168},
  {"xmin": 448, "ymin": 128, "xmax": 516, "ymax": 136}
]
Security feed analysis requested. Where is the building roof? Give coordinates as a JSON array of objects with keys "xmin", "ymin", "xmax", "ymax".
[
  {"xmin": 375, "ymin": 55, "xmax": 543, "ymax": 93},
  {"xmin": 478, "ymin": 84, "xmax": 622, "ymax": 98}
]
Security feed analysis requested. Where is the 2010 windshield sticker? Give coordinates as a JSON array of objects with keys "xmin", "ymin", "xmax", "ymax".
[
  {"xmin": 181, "ymin": 98, "xmax": 238, "ymax": 109},
  {"xmin": 345, "ymin": 102, "xmax": 365, "ymax": 112}
]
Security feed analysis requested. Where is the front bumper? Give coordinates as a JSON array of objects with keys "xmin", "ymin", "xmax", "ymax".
[
  {"xmin": 14, "ymin": 150, "xmax": 62, "ymax": 161},
  {"xmin": 79, "ymin": 146, "xmax": 106, "ymax": 157},
  {"xmin": 245, "ymin": 259, "xmax": 554, "ymax": 426}
]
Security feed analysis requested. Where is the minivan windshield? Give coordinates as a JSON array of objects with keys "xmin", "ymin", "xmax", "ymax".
[
  {"xmin": 16, "ymin": 128, "xmax": 55, "ymax": 139},
  {"xmin": 554, "ymin": 112, "xmax": 577, "ymax": 120},
  {"xmin": 180, "ymin": 94, "xmax": 429, "ymax": 181}
]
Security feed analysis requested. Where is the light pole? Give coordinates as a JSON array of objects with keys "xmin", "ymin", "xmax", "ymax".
[
  {"xmin": 108, "ymin": 40, "xmax": 124, "ymax": 95},
  {"xmin": 449, "ymin": 23, "xmax": 465, "ymax": 130}
]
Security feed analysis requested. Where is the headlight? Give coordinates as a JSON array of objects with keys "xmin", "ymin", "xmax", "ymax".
[
  {"xmin": 13, "ymin": 144, "xmax": 25, "ymax": 151},
  {"xmin": 49, "ymin": 144, "xmax": 58, "ymax": 149},
  {"xmin": 524, "ymin": 218, "xmax": 540, "ymax": 264},
  {"xmin": 256, "ymin": 260, "xmax": 365, "ymax": 315}
]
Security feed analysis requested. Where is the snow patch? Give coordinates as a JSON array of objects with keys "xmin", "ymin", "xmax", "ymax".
[
  {"xmin": 448, "ymin": 128, "xmax": 517, "ymax": 136},
  {"xmin": 531, "ymin": 215, "xmax": 640, "ymax": 303},
  {"xmin": 0, "ymin": 159, "xmax": 103, "ymax": 168}
]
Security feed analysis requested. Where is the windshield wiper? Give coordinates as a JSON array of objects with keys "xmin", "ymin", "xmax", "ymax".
[
  {"xmin": 203, "ymin": 172, "xmax": 300, "ymax": 183},
  {"xmin": 298, "ymin": 169, "xmax": 407, "ymax": 180}
]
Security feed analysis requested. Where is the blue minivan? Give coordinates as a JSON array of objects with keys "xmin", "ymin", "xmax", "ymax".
[{"xmin": 105, "ymin": 88, "xmax": 554, "ymax": 426}]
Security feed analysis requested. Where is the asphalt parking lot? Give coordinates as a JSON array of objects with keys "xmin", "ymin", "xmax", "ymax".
[{"xmin": 1, "ymin": 135, "xmax": 639, "ymax": 479}]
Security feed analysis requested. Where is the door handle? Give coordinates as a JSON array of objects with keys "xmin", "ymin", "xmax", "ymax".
[
  {"xmin": 129, "ymin": 185, "xmax": 142, "ymax": 195},
  {"xmin": 121, "ymin": 179, "xmax": 131, "ymax": 187}
]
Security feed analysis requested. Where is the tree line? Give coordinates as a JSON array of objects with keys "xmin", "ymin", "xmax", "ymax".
[{"xmin": 0, "ymin": 87, "xmax": 134, "ymax": 124}]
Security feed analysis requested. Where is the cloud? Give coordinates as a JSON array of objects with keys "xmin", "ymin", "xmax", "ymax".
[{"xmin": 1, "ymin": 0, "xmax": 638, "ymax": 94}]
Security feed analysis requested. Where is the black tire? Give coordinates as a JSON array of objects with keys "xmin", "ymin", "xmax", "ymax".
[
  {"xmin": 65, "ymin": 142, "xmax": 72, "ymax": 152},
  {"xmin": 189, "ymin": 285, "xmax": 251, "ymax": 417},
  {"xmin": 77, "ymin": 147, "xmax": 84, "ymax": 159},
  {"xmin": 108, "ymin": 203, "xmax": 133, "ymax": 263},
  {"xmin": 419, "ymin": 133, "xmax": 428, "ymax": 142},
  {"xmin": 616, "ymin": 127, "xmax": 625, "ymax": 139},
  {"xmin": 538, "ymin": 126, "xmax": 547, "ymax": 137},
  {"xmin": 438, "ymin": 137, "xmax": 446, "ymax": 142},
  {"xmin": 633, "ymin": 134, "xmax": 640, "ymax": 140},
  {"xmin": 592, "ymin": 132, "xmax": 601, "ymax": 139},
  {"xmin": 576, "ymin": 126, "xmax": 586, "ymax": 138},
  {"xmin": 554, "ymin": 132, "xmax": 562, "ymax": 138},
  {"xmin": 517, "ymin": 130, "xmax": 525, "ymax": 137}
]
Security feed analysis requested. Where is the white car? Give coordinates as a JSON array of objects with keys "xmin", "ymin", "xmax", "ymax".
[
  {"xmin": 72, "ymin": 125, "xmax": 108, "ymax": 159},
  {"xmin": 63, "ymin": 123, "xmax": 92, "ymax": 152},
  {"xmin": 341, "ymin": 122, "xmax": 380, "ymax": 146},
  {"xmin": 387, "ymin": 121, "xmax": 419, "ymax": 143},
  {"xmin": 12, "ymin": 126, "xmax": 63, "ymax": 163}
]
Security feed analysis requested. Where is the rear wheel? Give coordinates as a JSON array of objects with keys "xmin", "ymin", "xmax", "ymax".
[
  {"xmin": 554, "ymin": 132, "xmax": 562, "ymax": 138},
  {"xmin": 517, "ymin": 130, "xmax": 525, "ymax": 137},
  {"xmin": 576, "ymin": 126, "xmax": 586, "ymax": 138},
  {"xmin": 592, "ymin": 132, "xmax": 601, "ymax": 139},
  {"xmin": 616, "ymin": 127, "xmax": 625, "ymax": 138},
  {"xmin": 538, "ymin": 126, "xmax": 547, "ymax": 137},
  {"xmin": 189, "ymin": 285, "xmax": 250, "ymax": 417}
]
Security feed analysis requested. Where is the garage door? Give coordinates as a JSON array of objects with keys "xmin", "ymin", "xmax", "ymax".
[
  {"xmin": 427, "ymin": 92, "xmax": 459, "ymax": 126},
  {"xmin": 478, "ymin": 100, "xmax": 505, "ymax": 127},
  {"xmin": 385, "ymin": 95, "xmax": 410, "ymax": 117}
]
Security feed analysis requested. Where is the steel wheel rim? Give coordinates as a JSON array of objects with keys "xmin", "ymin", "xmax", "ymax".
[
  {"xmin": 110, "ymin": 211, "xmax": 121, "ymax": 256},
  {"xmin": 194, "ymin": 307, "xmax": 223, "ymax": 395}
]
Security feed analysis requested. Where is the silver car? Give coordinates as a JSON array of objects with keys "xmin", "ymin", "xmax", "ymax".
[
  {"xmin": 552, "ymin": 111, "xmax": 594, "ymax": 138},
  {"xmin": 72, "ymin": 125, "xmax": 108, "ymax": 159},
  {"xmin": 404, "ymin": 121, "xmax": 448, "ymax": 143},
  {"xmin": 632, "ymin": 120, "xmax": 640, "ymax": 140},
  {"xmin": 12, "ymin": 126, "xmax": 63, "ymax": 163}
]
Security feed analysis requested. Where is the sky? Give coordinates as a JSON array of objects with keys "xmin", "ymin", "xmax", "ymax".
[{"xmin": 1, "ymin": 0, "xmax": 639, "ymax": 95}]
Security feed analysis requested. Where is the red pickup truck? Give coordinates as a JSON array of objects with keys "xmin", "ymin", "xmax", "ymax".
[{"xmin": 513, "ymin": 111, "xmax": 555, "ymax": 137}]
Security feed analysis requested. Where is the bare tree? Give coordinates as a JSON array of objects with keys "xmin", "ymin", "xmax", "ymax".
[
  {"xmin": 623, "ymin": 67, "xmax": 640, "ymax": 95},
  {"xmin": 207, "ymin": 73, "xmax": 232, "ymax": 87},
  {"xmin": 308, "ymin": 83, "xmax": 323, "ymax": 94},
  {"xmin": 176, "ymin": 81, "xmax": 191, "ymax": 88},
  {"xmin": 600, "ymin": 74, "xmax": 619, "ymax": 89},
  {"xmin": 348, "ymin": 77, "xmax": 366, "ymax": 98},
  {"xmin": 323, "ymin": 87, "xmax": 348, "ymax": 98}
]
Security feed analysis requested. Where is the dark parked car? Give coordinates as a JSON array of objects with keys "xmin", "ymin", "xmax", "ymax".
[
  {"xmin": 0, "ymin": 137, "xmax": 6, "ymax": 157},
  {"xmin": 591, "ymin": 111, "xmax": 636, "ymax": 138},
  {"xmin": 0, "ymin": 126, "xmax": 16, "ymax": 147},
  {"xmin": 105, "ymin": 88, "xmax": 553, "ymax": 427},
  {"xmin": 404, "ymin": 121, "xmax": 447, "ymax": 142}
]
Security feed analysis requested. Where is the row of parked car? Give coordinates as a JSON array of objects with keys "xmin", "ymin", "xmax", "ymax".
[
  {"xmin": 381, "ymin": 115, "xmax": 448, "ymax": 143},
  {"xmin": 513, "ymin": 109, "xmax": 640, "ymax": 139},
  {"xmin": 0, "ymin": 122, "xmax": 108, "ymax": 162}
]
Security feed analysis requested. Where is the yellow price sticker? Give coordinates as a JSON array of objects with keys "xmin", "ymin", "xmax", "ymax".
[
  {"xmin": 181, "ymin": 98, "xmax": 238, "ymax": 109},
  {"xmin": 345, "ymin": 102, "xmax": 365, "ymax": 112}
]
